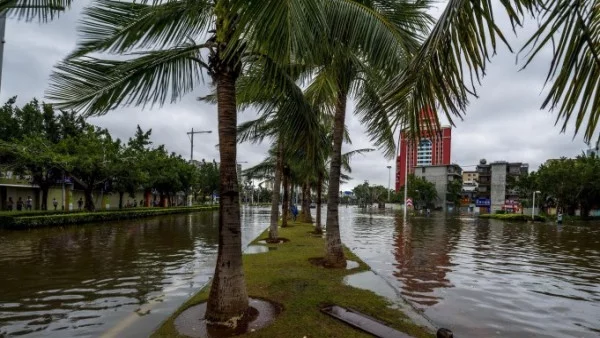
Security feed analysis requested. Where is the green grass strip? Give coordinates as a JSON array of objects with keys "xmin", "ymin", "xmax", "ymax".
[{"xmin": 153, "ymin": 221, "xmax": 433, "ymax": 338}]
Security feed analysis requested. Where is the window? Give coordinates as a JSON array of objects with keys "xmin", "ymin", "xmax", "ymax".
[{"xmin": 416, "ymin": 139, "xmax": 433, "ymax": 166}]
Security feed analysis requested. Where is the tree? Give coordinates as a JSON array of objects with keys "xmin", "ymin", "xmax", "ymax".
[
  {"xmin": 308, "ymin": 1, "xmax": 429, "ymax": 268},
  {"xmin": 399, "ymin": 175, "xmax": 437, "ymax": 210},
  {"xmin": 47, "ymin": 0, "xmax": 329, "ymax": 326},
  {"xmin": 446, "ymin": 178, "xmax": 462, "ymax": 210},
  {"xmin": 56, "ymin": 126, "xmax": 119, "ymax": 211}
]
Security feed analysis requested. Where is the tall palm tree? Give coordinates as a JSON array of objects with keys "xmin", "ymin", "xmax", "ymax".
[
  {"xmin": 46, "ymin": 0, "xmax": 326, "ymax": 327},
  {"xmin": 306, "ymin": 1, "xmax": 431, "ymax": 268}
]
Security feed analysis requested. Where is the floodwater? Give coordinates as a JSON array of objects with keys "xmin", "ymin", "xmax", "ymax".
[
  {"xmin": 338, "ymin": 207, "xmax": 600, "ymax": 338},
  {"xmin": 0, "ymin": 206, "xmax": 269, "ymax": 337}
]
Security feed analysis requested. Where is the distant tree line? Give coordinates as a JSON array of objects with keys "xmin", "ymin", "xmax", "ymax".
[
  {"xmin": 0, "ymin": 97, "xmax": 219, "ymax": 211},
  {"xmin": 515, "ymin": 154, "xmax": 600, "ymax": 218}
]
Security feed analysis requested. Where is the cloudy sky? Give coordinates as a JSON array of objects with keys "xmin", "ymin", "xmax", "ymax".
[{"xmin": 0, "ymin": 1, "xmax": 594, "ymax": 192}]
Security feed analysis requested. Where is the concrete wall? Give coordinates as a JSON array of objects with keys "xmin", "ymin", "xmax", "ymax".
[
  {"xmin": 415, "ymin": 166, "xmax": 448, "ymax": 208},
  {"xmin": 490, "ymin": 163, "xmax": 507, "ymax": 213}
]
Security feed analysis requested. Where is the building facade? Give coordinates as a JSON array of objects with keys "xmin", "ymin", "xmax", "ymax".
[
  {"xmin": 475, "ymin": 159, "xmax": 528, "ymax": 213},
  {"xmin": 414, "ymin": 164, "xmax": 462, "ymax": 209},
  {"xmin": 396, "ymin": 109, "xmax": 452, "ymax": 191},
  {"xmin": 462, "ymin": 170, "xmax": 479, "ymax": 184}
]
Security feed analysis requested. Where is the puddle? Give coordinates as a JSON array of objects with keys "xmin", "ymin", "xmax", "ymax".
[
  {"xmin": 174, "ymin": 298, "xmax": 282, "ymax": 337},
  {"xmin": 346, "ymin": 260, "xmax": 360, "ymax": 270},
  {"xmin": 244, "ymin": 245, "xmax": 269, "ymax": 254},
  {"xmin": 343, "ymin": 271, "xmax": 436, "ymax": 332}
]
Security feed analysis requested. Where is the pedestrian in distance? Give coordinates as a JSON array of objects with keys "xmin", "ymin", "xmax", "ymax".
[
  {"xmin": 78, "ymin": 197, "xmax": 83, "ymax": 211},
  {"xmin": 291, "ymin": 204, "xmax": 298, "ymax": 221},
  {"xmin": 16, "ymin": 197, "xmax": 23, "ymax": 211},
  {"xmin": 7, "ymin": 197, "xmax": 14, "ymax": 211},
  {"xmin": 52, "ymin": 198, "xmax": 58, "ymax": 210},
  {"xmin": 26, "ymin": 196, "xmax": 32, "ymax": 211}
]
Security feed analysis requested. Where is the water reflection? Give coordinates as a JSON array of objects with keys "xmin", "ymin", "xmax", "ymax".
[
  {"xmin": 340, "ymin": 207, "xmax": 600, "ymax": 338},
  {"xmin": 0, "ymin": 207, "xmax": 269, "ymax": 337}
]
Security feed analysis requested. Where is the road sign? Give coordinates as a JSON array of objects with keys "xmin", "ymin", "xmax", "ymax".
[{"xmin": 406, "ymin": 198, "xmax": 413, "ymax": 207}]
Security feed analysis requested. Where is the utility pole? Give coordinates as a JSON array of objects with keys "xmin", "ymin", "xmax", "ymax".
[
  {"xmin": 0, "ymin": 11, "xmax": 7, "ymax": 93},
  {"xmin": 186, "ymin": 128, "xmax": 212, "ymax": 162}
]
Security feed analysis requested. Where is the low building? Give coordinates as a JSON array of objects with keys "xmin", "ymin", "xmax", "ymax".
[
  {"xmin": 475, "ymin": 159, "xmax": 528, "ymax": 213},
  {"xmin": 414, "ymin": 164, "xmax": 462, "ymax": 210},
  {"xmin": 462, "ymin": 170, "xmax": 479, "ymax": 184}
]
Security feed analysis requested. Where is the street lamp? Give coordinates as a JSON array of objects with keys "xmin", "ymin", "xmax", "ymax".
[
  {"xmin": 386, "ymin": 165, "xmax": 392, "ymax": 201},
  {"xmin": 532, "ymin": 190, "xmax": 541, "ymax": 219}
]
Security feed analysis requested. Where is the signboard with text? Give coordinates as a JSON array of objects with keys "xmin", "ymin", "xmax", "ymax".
[{"xmin": 476, "ymin": 198, "xmax": 491, "ymax": 207}]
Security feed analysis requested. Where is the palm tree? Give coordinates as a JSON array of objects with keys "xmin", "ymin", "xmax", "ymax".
[
  {"xmin": 306, "ymin": 1, "xmax": 430, "ymax": 268},
  {"xmin": 46, "ymin": 0, "xmax": 326, "ymax": 327}
]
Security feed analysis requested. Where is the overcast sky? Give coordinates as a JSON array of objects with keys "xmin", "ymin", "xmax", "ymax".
[{"xmin": 0, "ymin": 1, "xmax": 594, "ymax": 192}]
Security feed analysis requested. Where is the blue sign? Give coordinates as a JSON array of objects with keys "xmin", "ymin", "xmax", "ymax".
[
  {"xmin": 343, "ymin": 191, "xmax": 352, "ymax": 196},
  {"xmin": 476, "ymin": 198, "xmax": 491, "ymax": 207}
]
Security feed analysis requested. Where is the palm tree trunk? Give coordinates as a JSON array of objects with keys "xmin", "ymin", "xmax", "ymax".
[
  {"xmin": 269, "ymin": 138, "xmax": 283, "ymax": 241},
  {"xmin": 315, "ymin": 174, "xmax": 323, "ymax": 234},
  {"xmin": 282, "ymin": 168, "xmax": 289, "ymax": 227},
  {"xmin": 324, "ymin": 88, "xmax": 348, "ymax": 268},
  {"xmin": 300, "ymin": 180, "xmax": 312, "ymax": 223},
  {"xmin": 205, "ymin": 69, "xmax": 249, "ymax": 324}
]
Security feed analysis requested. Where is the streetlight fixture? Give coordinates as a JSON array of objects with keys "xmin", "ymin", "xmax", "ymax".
[
  {"xmin": 532, "ymin": 190, "xmax": 541, "ymax": 219},
  {"xmin": 186, "ymin": 128, "xmax": 212, "ymax": 162},
  {"xmin": 386, "ymin": 165, "xmax": 392, "ymax": 201}
]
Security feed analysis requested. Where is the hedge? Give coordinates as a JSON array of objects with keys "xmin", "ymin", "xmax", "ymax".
[
  {"xmin": 479, "ymin": 213, "xmax": 546, "ymax": 222},
  {"xmin": 1, "ymin": 206, "xmax": 218, "ymax": 229}
]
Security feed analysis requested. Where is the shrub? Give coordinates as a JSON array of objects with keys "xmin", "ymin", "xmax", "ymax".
[
  {"xmin": 478, "ymin": 213, "xmax": 546, "ymax": 222},
  {"xmin": 2, "ymin": 206, "xmax": 217, "ymax": 229}
]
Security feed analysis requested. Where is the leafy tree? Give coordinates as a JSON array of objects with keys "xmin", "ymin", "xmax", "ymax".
[
  {"xmin": 56, "ymin": 126, "xmax": 120, "ymax": 211},
  {"xmin": 399, "ymin": 175, "xmax": 437, "ymax": 210},
  {"xmin": 446, "ymin": 178, "xmax": 462, "ymax": 209},
  {"xmin": 195, "ymin": 159, "xmax": 219, "ymax": 204}
]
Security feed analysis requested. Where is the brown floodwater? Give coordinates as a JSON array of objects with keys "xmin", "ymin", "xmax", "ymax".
[
  {"xmin": 337, "ymin": 207, "xmax": 600, "ymax": 338},
  {"xmin": 0, "ymin": 206, "xmax": 269, "ymax": 337}
]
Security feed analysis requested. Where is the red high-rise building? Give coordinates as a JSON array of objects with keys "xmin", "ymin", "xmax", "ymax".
[{"xmin": 395, "ymin": 109, "xmax": 452, "ymax": 191}]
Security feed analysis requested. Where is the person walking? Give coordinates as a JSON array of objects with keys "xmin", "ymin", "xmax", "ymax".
[
  {"xmin": 291, "ymin": 204, "xmax": 298, "ymax": 221},
  {"xmin": 16, "ymin": 197, "xmax": 23, "ymax": 211},
  {"xmin": 52, "ymin": 198, "xmax": 58, "ymax": 211},
  {"xmin": 78, "ymin": 197, "xmax": 83, "ymax": 211},
  {"xmin": 26, "ymin": 196, "xmax": 32, "ymax": 211},
  {"xmin": 7, "ymin": 197, "xmax": 14, "ymax": 211}
]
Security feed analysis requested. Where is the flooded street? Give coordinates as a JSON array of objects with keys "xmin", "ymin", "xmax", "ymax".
[
  {"xmin": 339, "ymin": 207, "xmax": 600, "ymax": 337},
  {"xmin": 0, "ymin": 207, "xmax": 268, "ymax": 337}
]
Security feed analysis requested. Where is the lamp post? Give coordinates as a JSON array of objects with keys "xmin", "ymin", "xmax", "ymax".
[
  {"xmin": 532, "ymin": 190, "xmax": 541, "ymax": 219},
  {"xmin": 387, "ymin": 165, "xmax": 392, "ymax": 202}
]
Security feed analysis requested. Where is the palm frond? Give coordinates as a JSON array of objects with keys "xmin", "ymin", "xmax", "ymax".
[
  {"xmin": 341, "ymin": 147, "xmax": 375, "ymax": 173},
  {"xmin": 520, "ymin": 0, "xmax": 600, "ymax": 142},
  {"xmin": 47, "ymin": 42, "xmax": 206, "ymax": 115},
  {"xmin": 0, "ymin": 0, "xmax": 71, "ymax": 22},
  {"xmin": 70, "ymin": 0, "xmax": 213, "ymax": 58},
  {"xmin": 235, "ymin": 0, "xmax": 325, "ymax": 64},
  {"xmin": 381, "ymin": 0, "xmax": 534, "ymax": 137}
]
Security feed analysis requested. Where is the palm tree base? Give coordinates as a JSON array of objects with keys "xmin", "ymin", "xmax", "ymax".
[{"xmin": 175, "ymin": 298, "xmax": 282, "ymax": 337}]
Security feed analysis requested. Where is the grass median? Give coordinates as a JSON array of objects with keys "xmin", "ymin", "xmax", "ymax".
[{"xmin": 153, "ymin": 220, "xmax": 433, "ymax": 338}]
